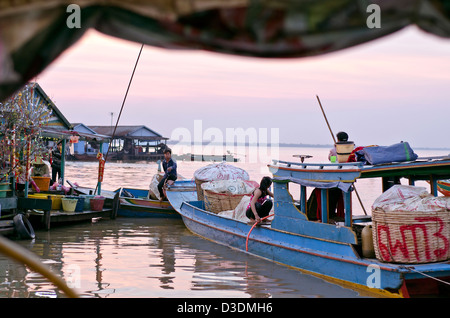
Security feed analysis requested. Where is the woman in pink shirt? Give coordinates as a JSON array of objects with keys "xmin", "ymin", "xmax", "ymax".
[{"xmin": 246, "ymin": 176, "xmax": 274, "ymax": 224}]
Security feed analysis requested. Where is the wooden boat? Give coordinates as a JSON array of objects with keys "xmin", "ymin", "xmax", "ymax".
[
  {"xmin": 437, "ymin": 179, "xmax": 450, "ymax": 196},
  {"xmin": 168, "ymin": 157, "xmax": 450, "ymax": 297},
  {"xmin": 26, "ymin": 193, "xmax": 119, "ymax": 230},
  {"xmin": 115, "ymin": 180, "xmax": 196, "ymax": 218},
  {"xmin": 68, "ymin": 180, "xmax": 116, "ymax": 198}
]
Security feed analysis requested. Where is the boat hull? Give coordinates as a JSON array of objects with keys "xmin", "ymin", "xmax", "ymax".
[
  {"xmin": 438, "ymin": 180, "xmax": 450, "ymax": 196},
  {"xmin": 118, "ymin": 181, "xmax": 197, "ymax": 218},
  {"xmin": 179, "ymin": 200, "xmax": 450, "ymax": 297},
  {"xmin": 118, "ymin": 197, "xmax": 179, "ymax": 218}
]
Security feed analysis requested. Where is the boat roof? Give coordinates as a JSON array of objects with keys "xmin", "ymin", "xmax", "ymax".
[{"xmin": 269, "ymin": 156, "xmax": 450, "ymax": 183}]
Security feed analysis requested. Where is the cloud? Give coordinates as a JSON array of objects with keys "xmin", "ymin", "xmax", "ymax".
[{"xmin": 36, "ymin": 26, "xmax": 450, "ymax": 148}]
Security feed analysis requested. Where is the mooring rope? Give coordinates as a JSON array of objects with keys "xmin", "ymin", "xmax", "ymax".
[
  {"xmin": 400, "ymin": 265, "xmax": 450, "ymax": 287},
  {"xmin": 94, "ymin": 43, "xmax": 144, "ymax": 194}
]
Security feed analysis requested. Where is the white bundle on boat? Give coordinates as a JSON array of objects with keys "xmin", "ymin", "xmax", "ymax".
[
  {"xmin": 372, "ymin": 185, "xmax": 450, "ymax": 212},
  {"xmin": 193, "ymin": 162, "xmax": 251, "ymax": 201},
  {"xmin": 194, "ymin": 162, "xmax": 250, "ymax": 182},
  {"xmin": 148, "ymin": 173, "xmax": 164, "ymax": 200},
  {"xmin": 371, "ymin": 185, "xmax": 450, "ymax": 263},
  {"xmin": 201, "ymin": 179, "xmax": 257, "ymax": 195}
]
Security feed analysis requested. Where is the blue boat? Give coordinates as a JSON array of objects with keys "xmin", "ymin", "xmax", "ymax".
[
  {"xmin": 167, "ymin": 158, "xmax": 450, "ymax": 297},
  {"xmin": 116, "ymin": 180, "xmax": 196, "ymax": 218}
]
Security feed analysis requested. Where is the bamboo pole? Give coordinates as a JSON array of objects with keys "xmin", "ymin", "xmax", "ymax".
[{"xmin": 315, "ymin": 95, "xmax": 367, "ymax": 216}]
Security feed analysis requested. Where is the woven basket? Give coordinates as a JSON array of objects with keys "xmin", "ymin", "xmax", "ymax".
[
  {"xmin": 203, "ymin": 190, "xmax": 249, "ymax": 214},
  {"xmin": 372, "ymin": 209, "xmax": 450, "ymax": 264},
  {"xmin": 195, "ymin": 179, "xmax": 207, "ymax": 201}
]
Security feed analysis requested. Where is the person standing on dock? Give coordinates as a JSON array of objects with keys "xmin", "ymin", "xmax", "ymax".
[
  {"xmin": 51, "ymin": 141, "xmax": 62, "ymax": 185},
  {"xmin": 158, "ymin": 148, "xmax": 177, "ymax": 201}
]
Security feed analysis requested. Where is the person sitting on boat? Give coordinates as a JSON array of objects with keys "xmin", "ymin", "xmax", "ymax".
[
  {"xmin": 158, "ymin": 148, "xmax": 177, "ymax": 201},
  {"xmin": 31, "ymin": 156, "xmax": 51, "ymax": 178},
  {"xmin": 328, "ymin": 131, "xmax": 349, "ymax": 161},
  {"xmin": 246, "ymin": 176, "xmax": 274, "ymax": 224}
]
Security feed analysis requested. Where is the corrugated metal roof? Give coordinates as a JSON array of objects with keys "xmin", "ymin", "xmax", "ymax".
[{"xmin": 88, "ymin": 125, "xmax": 168, "ymax": 140}]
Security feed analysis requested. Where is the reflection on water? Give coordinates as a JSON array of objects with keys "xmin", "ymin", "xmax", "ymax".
[{"xmin": 1, "ymin": 218, "xmax": 366, "ymax": 298}]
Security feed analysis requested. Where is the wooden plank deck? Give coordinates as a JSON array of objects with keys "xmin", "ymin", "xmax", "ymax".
[
  {"xmin": 27, "ymin": 193, "xmax": 119, "ymax": 230},
  {"xmin": 28, "ymin": 208, "xmax": 113, "ymax": 230}
]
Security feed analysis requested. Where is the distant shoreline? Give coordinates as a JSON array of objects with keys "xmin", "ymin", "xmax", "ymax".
[{"xmin": 166, "ymin": 141, "xmax": 450, "ymax": 151}]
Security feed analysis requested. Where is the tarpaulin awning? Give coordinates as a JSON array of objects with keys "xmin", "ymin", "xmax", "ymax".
[
  {"xmin": 41, "ymin": 128, "xmax": 110, "ymax": 141},
  {"xmin": 1, "ymin": 0, "xmax": 450, "ymax": 101},
  {"xmin": 273, "ymin": 176, "xmax": 353, "ymax": 192}
]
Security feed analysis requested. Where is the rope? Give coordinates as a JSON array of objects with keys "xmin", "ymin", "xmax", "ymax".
[
  {"xmin": 246, "ymin": 214, "xmax": 274, "ymax": 252},
  {"xmin": 400, "ymin": 265, "xmax": 450, "ymax": 287},
  {"xmin": 104, "ymin": 43, "xmax": 144, "ymax": 162},
  {"xmin": 94, "ymin": 43, "xmax": 144, "ymax": 194}
]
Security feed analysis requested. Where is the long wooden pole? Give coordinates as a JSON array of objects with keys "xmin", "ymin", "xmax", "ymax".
[
  {"xmin": 93, "ymin": 43, "xmax": 144, "ymax": 195},
  {"xmin": 316, "ymin": 95, "xmax": 336, "ymax": 144},
  {"xmin": 315, "ymin": 95, "xmax": 367, "ymax": 216}
]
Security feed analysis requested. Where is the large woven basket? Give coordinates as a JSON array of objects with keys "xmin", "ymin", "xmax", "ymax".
[
  {"xmin": 372, "ymin": 209, "xmax": 450, "ymax": 264},
  {"xmin": 195, "ymin": 179, "xmax": 207, "ymax": 201},
  {"xmin": 203, "ymin": 190, "xmax": 249, "ymax": 214}
]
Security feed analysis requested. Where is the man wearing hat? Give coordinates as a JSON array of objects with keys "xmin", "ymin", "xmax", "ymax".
[{"xmin": 31, "ymin": 156, "xmax": 51, "ymax": 177}]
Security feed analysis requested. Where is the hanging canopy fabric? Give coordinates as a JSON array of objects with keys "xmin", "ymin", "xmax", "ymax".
[
  {"xmin": 1, "ymin": 0, "xmax": 450, "ymax": 101},
  {"xmin": 41, "ymin": 128, "xmax": 110, "ymax": 141},
  {"xmin": 272, "ymin": 176, "xmax": 353, "ymax": 193}
]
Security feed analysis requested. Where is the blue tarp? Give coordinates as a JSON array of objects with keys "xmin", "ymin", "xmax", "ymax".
[
  {"xmin": 356, "ymin": 142, "xmax": 418, "ymax": 165},
  {"xmin": 273, "ymin": 177, "xmax": 353, "ymax": 193}
]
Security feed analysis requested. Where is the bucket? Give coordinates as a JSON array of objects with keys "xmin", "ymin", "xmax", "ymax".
[
  {"xmin": 0, "ymin": 183, "xmax": 10, "ymax": 198},
  {"xmin": 31, "ymin": 176, "xmax": 51, "ymax": 191},
  {"xmin": 29, "ymin": 194, "xmax": 63, "ymax": 210},
  {"xmin": 90, "ymin": 196, "xmax": 105, "ymax": 211},
  {"xmin": 51, "ymin": 195, "xmax": 64, "ymax": 210},
  {"xmin": 61, "ymin": 198, "xmax": 78, "ymax": 212},
  {"xmin": 67, "ymin": 196, "xmax": 84, "ymax": 212},
  {"xmin": 81, "ymin": 195, "xmax": 95, "ymax": 210},
  {"xmin": 335, "ymin": 141, "xmax": 355, "ymax": 163}
]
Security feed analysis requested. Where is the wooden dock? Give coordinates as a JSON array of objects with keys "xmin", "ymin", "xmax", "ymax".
[{"xmin": 27, "ymin": 193, "xmax": 119, "ymax": 230}]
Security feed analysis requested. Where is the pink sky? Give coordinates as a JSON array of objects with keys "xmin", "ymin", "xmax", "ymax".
[{"xmin": 37, "ymin": 26, "xmax": 450, "ymax": 148}]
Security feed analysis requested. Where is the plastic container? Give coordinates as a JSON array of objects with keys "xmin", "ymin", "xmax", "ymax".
[
  {"xmin": 66, "ymin": 196, "xmax": 85, "ymax": 212},
  {"xmin": 28, "ymin": 193, "xmax": 63, "ymax": 210},
  {"xmin": 81, "ymin": 195, "xmax": 95, "ymax": 210},
  {"xmin": 0, "ymin": 183, "xmax": 11, "ymax": 198},
  {"xmin": 31, "ymin": 176, "xmax": 51, "ymax": 191},
  {"xmin": 90, "ymin": 196, "xmax": 105, "ymax": 211},
  {"xmin": 361, "ymin": 225, "xmax": 375, "ymax": 258},
  {"xmin": 61, "ymin": 198, "xmax": 78, "ymax": 212}
]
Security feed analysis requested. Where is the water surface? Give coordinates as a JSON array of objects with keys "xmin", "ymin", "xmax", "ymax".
[{"xmin": 2, "ymin": 146, "xmax": 448, "ymax": 298}]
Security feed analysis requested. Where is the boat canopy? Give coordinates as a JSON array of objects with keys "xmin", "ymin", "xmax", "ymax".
[
  {"xmin": 273, "ymin": 177, "xmax": 352, "ymax": 193},
  {"xmin": 1, "ymin": 0, "xmax": 450, "ymax": 100},
  {"xmin": 41, "ymin": 128, "xmax": 111, "ymax": 142}
]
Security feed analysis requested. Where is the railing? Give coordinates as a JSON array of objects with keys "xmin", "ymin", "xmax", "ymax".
[{"xmin": 272, "ymin": 159, "xmax": 364, "ymax": 169}]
